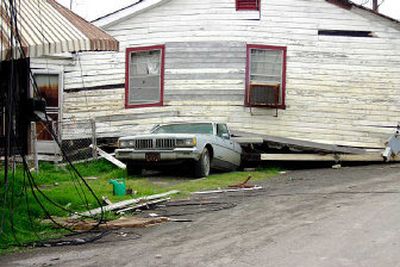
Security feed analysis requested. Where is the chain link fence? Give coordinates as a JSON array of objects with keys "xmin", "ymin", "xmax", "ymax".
[
  {"xmin": 29, "ymin": 118, "xmax": 122, "ymax": 168},
  {"xmin": 61, "ymin": 119, "xmax": 97, "ymax": 163}
]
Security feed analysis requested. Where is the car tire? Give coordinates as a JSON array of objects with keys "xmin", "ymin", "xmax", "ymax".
[
  {"xmin": 126, "ymin": 161, "xmax": 142, "ymax": 176},
  {"xmin": 194, "ymin": 148, "xmax": 211, "ymax": 178}
]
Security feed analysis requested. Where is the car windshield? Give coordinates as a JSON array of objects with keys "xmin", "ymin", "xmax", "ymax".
[{"xmin": 152, "ymin": 123, "xmax": 214, "ymax": 134}]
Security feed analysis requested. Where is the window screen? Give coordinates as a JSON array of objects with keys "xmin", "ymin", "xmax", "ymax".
[{"xmin": 128, "ymin": 49, "xmax": 162, "ymax": 105}]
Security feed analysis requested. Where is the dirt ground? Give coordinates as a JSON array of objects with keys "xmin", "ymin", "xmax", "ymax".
[{"xmin": 2, "ymin": 164, "xmax": 400, "ymax": 267}]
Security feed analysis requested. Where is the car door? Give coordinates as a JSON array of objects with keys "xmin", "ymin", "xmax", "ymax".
[{"xmin": 214, "ymin": 124, "xmax": 241, "ymax": 169}]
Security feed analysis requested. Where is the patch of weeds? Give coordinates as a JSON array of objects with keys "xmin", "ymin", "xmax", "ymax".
[{"xmin": 0, "ymin": 159, "xmax": 280, "ymax": 253}]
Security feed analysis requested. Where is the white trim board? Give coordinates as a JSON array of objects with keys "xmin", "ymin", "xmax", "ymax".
[{"xmin": 93, "ymin": 0, "xmax": 172, "ymax": 29}]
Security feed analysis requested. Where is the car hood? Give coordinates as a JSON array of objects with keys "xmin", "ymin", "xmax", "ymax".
[{"xmin": 119, "ymin": 133, "xmax": 209, "ymax": 140}]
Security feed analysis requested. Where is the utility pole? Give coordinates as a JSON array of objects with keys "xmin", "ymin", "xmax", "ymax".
[{"xmin": 372, "ymin": 0, "xmax": 378, "ymax": 12}]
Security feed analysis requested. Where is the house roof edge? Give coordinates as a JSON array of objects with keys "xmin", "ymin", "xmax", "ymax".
[
  {"xmin": 92, "ymin": 0, "xmax": 172, "ymax": 28},
  {"xmin": 326, "ymin": 0, "xmax": 400, "ymax": 25}
]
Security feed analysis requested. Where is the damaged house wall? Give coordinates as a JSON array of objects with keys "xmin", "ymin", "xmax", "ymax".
[{"xmin": 30, "ymin": 0, "xmax": 400, "ymax": 149}]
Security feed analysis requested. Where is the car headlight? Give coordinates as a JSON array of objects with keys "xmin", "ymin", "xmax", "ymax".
[
  {"xmin": 119, "ymin": 140, "xmax": 135, "ymax": 148},
  {"xmin": 119, "ymin": 140, "xmax": 128, "ymax": 148},
  {"xmin": 176, "ymin": 138, "xmax": 197, "ymax": 147}
]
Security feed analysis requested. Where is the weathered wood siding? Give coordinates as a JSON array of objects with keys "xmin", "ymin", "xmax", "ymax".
[{"xmin": 31, "ymin": 0, "xmax": 400, "ymax": 148}]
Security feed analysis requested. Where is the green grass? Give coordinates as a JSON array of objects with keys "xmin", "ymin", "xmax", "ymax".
[{"xmin": 0, "ymin": 160, "xmax": 279, "ymax": 253}]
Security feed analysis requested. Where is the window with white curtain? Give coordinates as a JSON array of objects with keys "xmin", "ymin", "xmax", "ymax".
[{"xmin": 247, "ymin": 45, "xmax": 287, "ymax": 108}]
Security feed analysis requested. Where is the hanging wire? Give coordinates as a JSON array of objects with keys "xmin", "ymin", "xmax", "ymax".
[{"xmin": 1, "ymin": 0, "xmax": 106, "ymax": 249}]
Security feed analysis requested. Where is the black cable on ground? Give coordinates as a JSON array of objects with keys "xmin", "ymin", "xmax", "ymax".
[
  {"xmin": 34, "ymin": 231, "xmax": 111, "ymax": 248},
  {"xmin": 152, "ymin": 201, "xmax": 237, "ymax": 217}
]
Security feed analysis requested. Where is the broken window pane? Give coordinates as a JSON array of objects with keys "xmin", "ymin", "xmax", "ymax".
[{"xmin": 129, "ymin": 49, "xmax": 161, "ymax": 105}]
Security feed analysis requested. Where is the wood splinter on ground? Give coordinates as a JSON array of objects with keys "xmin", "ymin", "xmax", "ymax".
[
  {"xmin": 116, "ymin": 198, "xmax": 170, "ymax": 214},
  {"xmin": 228, "ymin": 175, "xmax": 254, "ymax": 188},
  {"xmin": 193, "ymin": 175, "xmax": 262, "ymax": 194},
  {"xmin": 193, "ymin": 186, "xmax": 263, "ymax": 195}
]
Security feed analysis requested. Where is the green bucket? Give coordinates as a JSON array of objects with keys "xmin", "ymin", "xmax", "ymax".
[{"xmin": 109, "ymin": 178, "xmax": 126, "ymax": 196}]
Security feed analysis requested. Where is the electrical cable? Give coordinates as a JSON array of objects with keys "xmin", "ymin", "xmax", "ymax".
[
  {"xmin": 0, "ymin": 0, "xmax": 15, "ymax": 239},
  {"xmin": 1, "ymin": 0, "xmax": 107, "ymax": 249}
]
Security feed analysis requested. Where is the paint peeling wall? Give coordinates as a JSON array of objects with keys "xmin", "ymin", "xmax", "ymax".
[{"xmin": 31, "ymin": 0, "xmax": 400, "ymax": 148}]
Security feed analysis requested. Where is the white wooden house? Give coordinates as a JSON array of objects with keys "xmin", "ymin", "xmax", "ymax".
[{"xmin": 31, "ymin": 0, "xmax": 400, "ymax": 151}]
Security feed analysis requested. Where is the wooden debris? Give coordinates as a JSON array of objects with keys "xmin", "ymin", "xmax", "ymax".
[
  {"xmin": 260, "ymin": 153, "xmax": 393, "ymax": 162},
  {"xmin": 116, "ymin": 198, "xmax": 170, "ymax": 214},
  {"xmin": 85, "ymin": 176, "xmax": 98, "ymax": 181},
  {"xmin": 73, "ymin": 190, "xmax": 180, "ymax": 218},
  {"xmin": 228, "ymin": 175, "xmax": 254, "ymax": 188},
  {"xmin": 232, "ymin": 130, "xmax": 367, "ymax": 154},
  {"xmin": 56, "ymin": 217, "xmax": 169, "ymax": 231},
  {"xmin": 332, "ymin": 164, "xmax": 342, "ymax": 169},
  {"xmin": 193, "ymin": 186, "xmax": 263, "ymax": 195},
  {"xmin": 102, "ymin": 196, "xmax": 113, "ymax": 206},
  {"xmin": 90, "ymin": 144, "xmax": 126, "ymax": 169}
]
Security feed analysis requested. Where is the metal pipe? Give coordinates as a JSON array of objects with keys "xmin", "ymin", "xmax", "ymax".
[{"xmin": 372, "ymin": 0, "xmax": 378, "ymax": 11}]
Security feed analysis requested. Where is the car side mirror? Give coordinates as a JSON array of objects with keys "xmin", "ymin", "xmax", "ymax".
[{"xmin": 221, "ymin": 133, "xmax": 230, "ymax": 140}]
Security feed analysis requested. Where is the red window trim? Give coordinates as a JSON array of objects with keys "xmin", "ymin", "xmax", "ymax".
[
  {"xmin": 245, "ymin": 44, "xmax": 287, "ymax": 109},
  {"xmin": 236, "ymin": 0, "xmax": 261, "ymax": 11},
  {"xmin": 125, "ymin": 45, "xmax": 165, "ymax": 109}
]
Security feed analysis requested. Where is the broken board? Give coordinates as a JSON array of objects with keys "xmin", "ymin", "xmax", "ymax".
[
  {"xmin": 231, "ymin": 130, "xmax": 367, "ymax": 154},
  {"xmin": 260, "ymin": 153, "xmax": 400, "ymax": 162}
]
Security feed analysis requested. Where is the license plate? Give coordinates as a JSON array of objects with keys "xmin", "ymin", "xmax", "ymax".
[{"xmin": 145, "ymin": 152, "xmax": 161, "ymax": 162}]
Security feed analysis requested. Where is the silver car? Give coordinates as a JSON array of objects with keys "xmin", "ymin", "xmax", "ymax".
[{"xmin": 115, "ymin": 122, "xmax": 242, "ymax": 177}]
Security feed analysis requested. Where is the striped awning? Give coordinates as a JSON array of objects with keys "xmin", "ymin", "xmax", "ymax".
[{"xmin": 0, "ymin": 0, "xmax": 119, "ymax": 61}]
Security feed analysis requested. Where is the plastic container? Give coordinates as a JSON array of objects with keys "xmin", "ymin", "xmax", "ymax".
[{"xmin": 108, "ymin": 178, "xmax": 126, "ymax": 196}]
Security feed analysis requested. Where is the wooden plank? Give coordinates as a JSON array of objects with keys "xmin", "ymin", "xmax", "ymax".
[
  {"xmin": 232, "ymin": 130, "xmax": 367, "ymax": 154},
  {"xmin": 90, "ymin": 145, "xmax": 126, "ymax": 169},
  {"xmin": 74, "ymin": 190, "xmax": 180, "ymax": 218},
  {"xmin": 231, "ymin": 137, "xmax": 264, "ymax": 144},
  {"xmin": 116, "ymin": 198, "xmax": 170, "ymax": 214},
  {"xmin": 260, "ymin": 153, "xmax": 398, "ymax": 162},
  {"xmin": 60, "ymin": 217, "xmax": 169, "ymax": 231},
  {"xmin": 193, "ymin": 186, "xmax": 263, "ymax": 194}
]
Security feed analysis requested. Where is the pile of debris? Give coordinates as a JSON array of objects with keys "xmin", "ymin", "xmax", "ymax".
[
  {"xmin": 42, "ymin": 190, "xmax": 179, "ymax": 231},
  {"xmin": 60, "ymin": 177, "xmax": 263, "ymax": 231},
  {"xmin": 74, "ymin": 190, "xmax": 180, "ymax": 218}
]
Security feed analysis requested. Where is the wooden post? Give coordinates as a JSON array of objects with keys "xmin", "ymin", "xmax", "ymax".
[
  {"xmin": 30, "ymin": 122, "xmax": 39, "ymax": 174},
  {"xmin": 91, "ymin": 118, "xmax": 97, "ymax": 160},
  {"xmin": 52, "ymin": 120, "xmax": 59, "ymax": 164}
]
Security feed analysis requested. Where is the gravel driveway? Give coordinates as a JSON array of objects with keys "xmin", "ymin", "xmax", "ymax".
[{"xmin": 3, "ymin": 164, "xmax": 400, "ymax": 267}]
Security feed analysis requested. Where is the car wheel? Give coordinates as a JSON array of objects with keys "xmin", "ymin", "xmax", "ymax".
[
  {"xmin": 194, "ymin": 148, "xmax": 211, "ymax": 178},
  {"xmin": 126, "ymin": 161, "xmax": 142, "ymax": 176}
]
